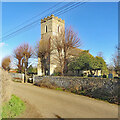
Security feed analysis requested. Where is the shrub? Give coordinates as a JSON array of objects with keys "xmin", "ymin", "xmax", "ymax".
[
  {"xmin": 103, "ymin": 74, "xmax": 107, "ymax": 78},
  {"xmin": 88, "ymin": 74, "xmax": 92, "ymax": 77},
  {"xmin": 114, "ymin": 77, "xmax": 119, "ymax": 79},
  {"xmin": 94, "ymin": 75, "xmax": 98, "ymax": 77},
  {"xmin": 52, "ymin": 72, "xmax": 61, "ymax": 76},
  {"xmin": 81, "ymin": 74, "xmax": 84, "ymax": 77}
]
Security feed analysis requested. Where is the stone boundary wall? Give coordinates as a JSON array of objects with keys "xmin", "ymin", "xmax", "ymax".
[
  {"xmin": 10, "ymin": 73, "xmax": 24, "ymax": 82},
  {"xmin": 33, "ymin": 76, "xmax": 119, "ymax": 104},
  {"xmin": 33, "ymin": 75, "xmax": 43, "ymax": 84}
]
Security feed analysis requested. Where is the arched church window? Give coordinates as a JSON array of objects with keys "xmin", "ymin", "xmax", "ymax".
[{"xmin": 45, "ymin": 25, "xmax": 47, "ymax": 33}]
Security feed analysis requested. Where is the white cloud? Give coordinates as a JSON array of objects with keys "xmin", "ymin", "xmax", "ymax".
[{"xmin": 0, "ymin": 42, "xmax": 5, "ymax": 47}]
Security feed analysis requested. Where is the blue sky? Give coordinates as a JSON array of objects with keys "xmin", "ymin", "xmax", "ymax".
[{"xmin": 1, "ymin": 2, "xmax": 118, "ymax": 67}]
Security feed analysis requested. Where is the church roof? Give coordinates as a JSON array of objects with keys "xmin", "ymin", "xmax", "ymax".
[
  {"xmin": 68, "ymin": 48, "xmax": 84, "ymax": 56},
  {"xmin": 68, "ymin": 48, "xmax": 91, "ymax": 57}
]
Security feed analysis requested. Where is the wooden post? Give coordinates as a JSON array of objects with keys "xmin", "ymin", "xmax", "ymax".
[{"xmin": 24, "ymin": 54, "xmax": 27, "ymax": 83}]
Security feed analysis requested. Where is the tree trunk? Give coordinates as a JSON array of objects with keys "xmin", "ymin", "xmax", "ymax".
[
  {"xmin": 90, "ymin": 70, "xmax": 93, "ymax": 75},
  {"xmin": 47, "ymin": 37, "xmax": 51, "ymax": 75},
  {"xmin": 18, "ymin": 59, "xmax": 22, "ymax": 73},
  {"xmin": 63, "ymin": 45, "xmax": 67, "ymax": 76}
]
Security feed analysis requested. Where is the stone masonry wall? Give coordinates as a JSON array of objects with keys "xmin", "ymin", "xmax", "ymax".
[{"xmin": 33, "ymin": 76, "xmax": 119, "ymax": 104}]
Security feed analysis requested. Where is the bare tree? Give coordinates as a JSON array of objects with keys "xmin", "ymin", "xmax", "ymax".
[
  {"xmin": 97, "ymin": 52, "xmax": 103, "ymax": 58},
  {"xmin": 107, "ymin": 64, "xmax": 114, "ymax": 74},
  {"xmin": 53, "ymin": 33, "xmax": 64, "ymax": 75},
  {"xmin": 22, "ymin": 43, "xmax": 33, "ymax": 70},
  {"xmin": 13, "ymin": 45, "xmax": 23, "ymax": 73},
  {"xmin": 113, "ymin": 48, "xmax": 120, "ymax": 76},
  {"xmin": 13, "ymin": 43, "xmax": 33, "ymax": 73},
  {"xmin": 36, "ymin": 36, "xmax": 52, "ymax": 75},
  {"xmin": 53, "ymin": 26, "xmax": 81, "ymax": 75},
  {"xmin": 2, "ymin": 56, "xmax": 11, "ymax": 71},
  {"xmin": 64, "ymin": 27, "xmax": 81, "ymax": 74},
  {"xmin": 113, "ymin": 46, "xmax": 120, "ymax": 76}
]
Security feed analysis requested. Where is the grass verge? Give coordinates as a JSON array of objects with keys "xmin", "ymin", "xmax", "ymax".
[
  {"xmin": 2, "ymin": 94, "xmax": 26, "ymax": 118},
  {"xmin": 56, "ymin": 88, "xmax": 63, "ymax": 91}
]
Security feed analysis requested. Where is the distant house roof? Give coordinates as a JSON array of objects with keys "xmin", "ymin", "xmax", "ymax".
[{"xmin": 9, "ymin": 70, "xmax": 17, "ymax": 73}]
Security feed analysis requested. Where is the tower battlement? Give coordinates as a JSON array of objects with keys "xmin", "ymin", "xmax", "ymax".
[{"xmin": 41, "ymin": 14, "xmax": 65, "ymax": 23}]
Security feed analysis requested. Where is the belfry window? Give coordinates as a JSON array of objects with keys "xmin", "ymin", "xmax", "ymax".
[
  {"xmin": 46, "ymin": 25, "xmax": 47, "ymax": 33},
  {"xmin": 58, "ymin": 26, "xmax": 60, "ymax": 33}
]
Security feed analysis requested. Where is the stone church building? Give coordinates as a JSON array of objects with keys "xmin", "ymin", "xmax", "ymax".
[{"xmin": 37, "ymin": 15, "xmax": 101, "ymax": 76}]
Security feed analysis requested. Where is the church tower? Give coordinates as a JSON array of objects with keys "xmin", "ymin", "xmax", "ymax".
[
  {"xmin": 41, "ymin": 14, "xmax": 65, "ymax": 38},
  {"xmin": 37, "ymin": 15, "xmax": 65, "ymax": 76}
]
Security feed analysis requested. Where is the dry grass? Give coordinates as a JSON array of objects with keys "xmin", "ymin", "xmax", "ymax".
[{"xmin": 0, "ymin": 69, "xmax": 12, "ymax": 103}]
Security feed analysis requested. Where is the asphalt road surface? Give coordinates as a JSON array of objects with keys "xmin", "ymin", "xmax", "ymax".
[{"xmin": 13, "ymin": 82, "xmax": 118, "ymax": 118}]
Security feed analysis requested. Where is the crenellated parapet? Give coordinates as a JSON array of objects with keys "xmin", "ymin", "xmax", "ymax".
[{"xmin": 41, "ymin": 14, "xmax": 65, "ymax": 23}]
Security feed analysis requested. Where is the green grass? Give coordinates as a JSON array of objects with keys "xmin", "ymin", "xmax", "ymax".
[
  {"xmin": 2, "ymin": 95, "xmax": 26, "ymax": 118},
  {"xmin": 56, "ymin": 88, "xmax": 63, "ymax": 91}
]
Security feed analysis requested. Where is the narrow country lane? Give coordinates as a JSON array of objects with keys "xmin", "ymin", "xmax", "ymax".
[{"xmin": 13, "ymin": 82, "xmax": 118, "ymax": 118}]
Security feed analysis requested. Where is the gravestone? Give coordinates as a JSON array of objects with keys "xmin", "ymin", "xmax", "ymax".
[{"xmin": 108, "ymin": 73, "xmax": 113, "ymax": 78}]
